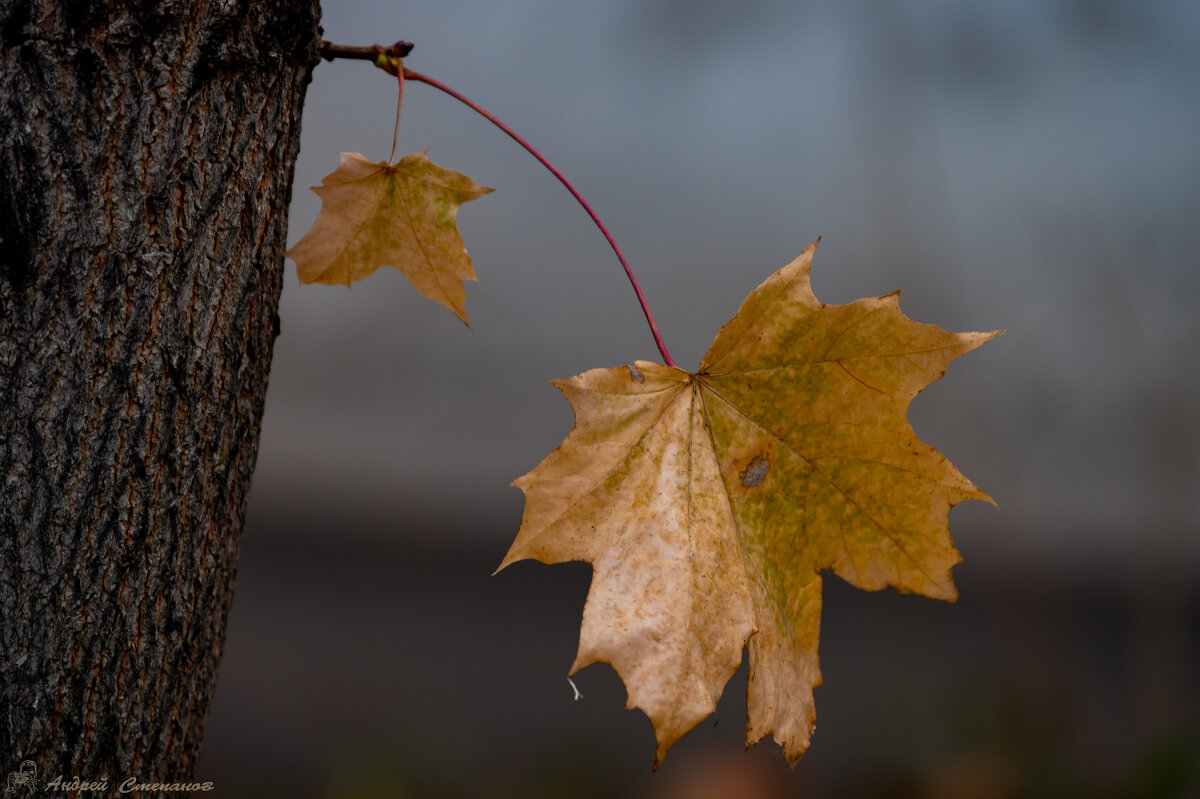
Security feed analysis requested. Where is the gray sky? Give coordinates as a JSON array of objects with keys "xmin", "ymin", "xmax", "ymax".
[{"xmin": 247, "ymin": 0, "xmax": 1200, "ymax": 574}]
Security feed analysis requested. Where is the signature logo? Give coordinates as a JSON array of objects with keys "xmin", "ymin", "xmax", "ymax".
[
  {"xmin": 4, "ymin": 758, "xmax": 213, "ymax": 794},
  {"xmin": 6, "ymin": 761, "xmax": 37, "ymax": 795}
]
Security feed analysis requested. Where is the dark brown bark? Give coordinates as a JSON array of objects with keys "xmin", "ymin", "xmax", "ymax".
[{"xmin": 0, "ymin": 0, "xmax": 321, "ymax": 786}]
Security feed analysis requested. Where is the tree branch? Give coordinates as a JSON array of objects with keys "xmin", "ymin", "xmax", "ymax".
[{"xmin": 320, "ymin": 39, "xmax": 413, "ymax": 63}]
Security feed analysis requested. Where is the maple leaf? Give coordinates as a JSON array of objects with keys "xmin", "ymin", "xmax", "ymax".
[
  {"xmin": 285, "ymin": 151, "xmax": 492, "ymax": 324},
  {"xmin": 498, "ymin": 241, "xmax": 1001, "ymax": 766}
]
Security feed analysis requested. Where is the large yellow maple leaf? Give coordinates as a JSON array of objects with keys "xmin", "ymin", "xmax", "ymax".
[
  {"xmin": 285, "ymin": 151, "xmax": 492, "ymax": 324},
  {"xmin": 499, "ymin": 241, "xmax": 1001, "ymax": 766}
]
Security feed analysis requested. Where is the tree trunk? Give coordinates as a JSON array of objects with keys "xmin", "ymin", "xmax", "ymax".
[{"xmin": 0, "ymin": 0, "xmax": 321, "ymax": 786}]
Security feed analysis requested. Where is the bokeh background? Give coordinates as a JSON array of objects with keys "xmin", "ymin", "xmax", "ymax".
[{"xmin": 196, "ymin": 1, "xmax": 1200, "ymax": 796}]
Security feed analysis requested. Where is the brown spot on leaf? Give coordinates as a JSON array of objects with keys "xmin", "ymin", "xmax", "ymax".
[{"xmin": 740, "ymin": 456, "xmax": 770, "ymax": 487}]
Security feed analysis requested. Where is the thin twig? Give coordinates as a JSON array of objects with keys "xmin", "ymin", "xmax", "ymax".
[{"xmin": 320, "ymin": 40, "xmax": 413, "ymax": 62}]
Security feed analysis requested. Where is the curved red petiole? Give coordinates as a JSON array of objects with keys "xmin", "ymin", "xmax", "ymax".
[{"xmin": 402, "ymin": 68, "xmax": 677, "ymax": 369}]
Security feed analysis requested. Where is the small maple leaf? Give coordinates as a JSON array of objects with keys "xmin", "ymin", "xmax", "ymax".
[
  {"xmin": 498, "ymin": 240, "xmax": 1001, "ymax": 767},
  {"xmin": 285, "ymin": 151, "xmax": 492, "ymax": 324}
]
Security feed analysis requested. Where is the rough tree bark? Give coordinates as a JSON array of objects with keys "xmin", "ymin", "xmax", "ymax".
[{"xmin": 0, "ymin": 0, "xmax": 321, "ymax": 784}]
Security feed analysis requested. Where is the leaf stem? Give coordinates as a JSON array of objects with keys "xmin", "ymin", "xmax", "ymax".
[
  {"xmin": 401, "ymin": 68, "xmax": 677, "ymax": 368},
  {"xmin": 389, "ymin": 68, "xmax": 404, "ymax": 164}
]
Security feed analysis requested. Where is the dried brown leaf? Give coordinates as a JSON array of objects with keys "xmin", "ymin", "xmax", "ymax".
[
  {"xmin": 285, "ymin": 151, "xmax": 492, "ymax": 324},
  {"xmin": 499, "ymin": 241, "xmax": 1001, "ymax": 766}
]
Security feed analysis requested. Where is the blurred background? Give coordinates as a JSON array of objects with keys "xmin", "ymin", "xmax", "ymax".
[{"xmin": 196, "ymin": 1, "xmax": 1199, "ymax": 796}]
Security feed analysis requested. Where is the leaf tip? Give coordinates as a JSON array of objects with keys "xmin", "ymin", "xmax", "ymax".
[
  {"xmin": 651, "ymin": 733, "xmax": 675, "ymax": 772},
  {"xmin": 493, "ymin": 543, "xmax": 527, "ymax": 574},
  {"xmin": 547, "ymin": 375, "xmax": 583, "ymax": 395},
  {"xmin": 959, "ymin": 328, "xmax": 1005, "ymax": 355}
]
